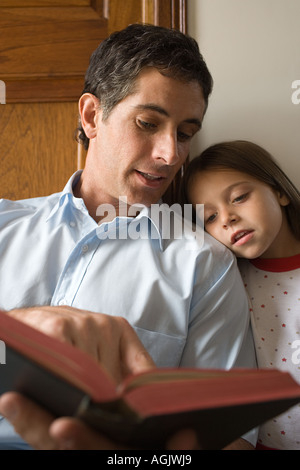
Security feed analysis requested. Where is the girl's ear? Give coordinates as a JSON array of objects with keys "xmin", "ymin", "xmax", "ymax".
[
  {"xmin": 277, "ymin": 190, "xmax": 290, "ymax": 207},
  {"xmin": 79, "ymin": 93, "xmax": 100, "ymax": 140}
]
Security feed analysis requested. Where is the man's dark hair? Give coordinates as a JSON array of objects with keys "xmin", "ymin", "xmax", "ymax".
[{"xmin": 77, "ymin": 23, "xmax": 213, "ymax": 150}]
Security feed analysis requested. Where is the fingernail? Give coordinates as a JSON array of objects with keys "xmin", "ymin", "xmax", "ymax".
[{"xmin": 0, "ymin": 395, "xmax": 17, "ymax": 421}]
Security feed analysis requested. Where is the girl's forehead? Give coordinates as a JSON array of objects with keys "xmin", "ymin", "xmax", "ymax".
[
  {"xmin": 189, "ymin": 167, "xmax": 267, "ymax": 203},
  {"xmin": 192, "ymin": 167, "xmax": 260, "ymax": 186}
]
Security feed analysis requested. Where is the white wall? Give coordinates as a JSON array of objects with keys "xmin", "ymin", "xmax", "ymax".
[{"xmin": 188, "ymin": 0, "xmax": 300, "ymax": 189}]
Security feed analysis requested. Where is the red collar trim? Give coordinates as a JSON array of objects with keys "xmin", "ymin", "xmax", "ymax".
[{"xmin": 250, "ymin": 253, "xmax": 300, "ymax": 272}]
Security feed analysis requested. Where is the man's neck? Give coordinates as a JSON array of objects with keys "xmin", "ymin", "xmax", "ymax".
[{"xmin": 73, "ymin": 173, "xmax": 144, "ymax": 224}]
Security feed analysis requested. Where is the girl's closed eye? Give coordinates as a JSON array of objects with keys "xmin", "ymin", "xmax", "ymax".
[
  {"xmin": 205, "ymin": 212, "xmax": 218, "ymax": 224},
  {"xmin": 232, "ymin": 192, "xmax": 249, "ymax": 204}
]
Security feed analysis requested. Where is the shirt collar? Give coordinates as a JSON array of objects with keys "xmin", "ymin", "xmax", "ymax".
[
  {"xmin": 61, "ymin": 170, "xmax": 84, "ymax": 207},
  {"xmin": 47, "ymin": 171, "xmax": 165, "ymax": 250},
  {"xmin": 46, "ymin": 171, "xmax": 87, "ymax": 222},
  {"xmin": 132, "ymin": 205, "xmax": 163, "ymax": 251}
]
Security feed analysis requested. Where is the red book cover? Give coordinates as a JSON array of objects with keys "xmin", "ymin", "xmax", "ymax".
[{"xmin": 1, "ymin": 311, "xmax": 300, "ymax": 449}]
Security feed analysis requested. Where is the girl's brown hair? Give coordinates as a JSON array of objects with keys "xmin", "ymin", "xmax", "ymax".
[{"xmin": 181, "ymin": 140, "xmax": 300, "ymax": 239}]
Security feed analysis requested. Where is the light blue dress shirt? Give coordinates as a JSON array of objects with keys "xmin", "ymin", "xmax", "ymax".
[{"xmin": 0, "ymin": 172, "xmax": 256, "ymax": 449}]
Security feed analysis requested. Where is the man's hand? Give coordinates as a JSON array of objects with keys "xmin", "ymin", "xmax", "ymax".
[
  {"xmin": 0, "ymin": 306, "xmax": 156, "ymax": 449},
  {"xmin": 0, "ymin": 393, "xmax": 200, "ymax": 450},
  {"xmin": 6, "ymin": 306, "xmax": 155, "ymax": 384},
  {"xmin": 0, "ymin": 392, "xmax": 253, "ymax": 450},
  {"xmin": 0, "ymin": 307, "xmax": 254, "ymax": 451},
  {"xmin": 0, "ymin": 392, "xmax": 129, "ymax": 450}
]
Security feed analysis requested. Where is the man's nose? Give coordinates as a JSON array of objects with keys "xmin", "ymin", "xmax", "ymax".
[{"xmin": 154, "ymin": 133, "xmax": 180, "ymax": 166}]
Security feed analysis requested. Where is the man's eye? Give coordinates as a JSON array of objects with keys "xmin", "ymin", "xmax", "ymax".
[
  {"xmin": 138, "ymin": 120, "xmax": 156, "ymax": 130},
  {"xmin": 177, "ymin": 131, "xmax": 192, "ymax": 142}
]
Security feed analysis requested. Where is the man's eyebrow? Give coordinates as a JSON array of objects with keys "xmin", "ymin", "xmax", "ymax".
[
  {"xmin": 134, "ymin": 104, "xmax": 202, "ymax": 129},
  {"xmin": 134, "ymin": 103, "xmax": 169, "ymax": 116}
]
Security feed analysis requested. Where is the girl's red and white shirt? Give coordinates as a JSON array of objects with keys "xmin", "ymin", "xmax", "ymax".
[{"xmin": 239, "ymin": 254, "xmax": 300, "ymax": 450}]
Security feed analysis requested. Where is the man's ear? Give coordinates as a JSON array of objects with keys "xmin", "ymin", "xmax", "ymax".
[{"xmin": 79, "ymin": 93, "xmax": 100, "ymax": 139}]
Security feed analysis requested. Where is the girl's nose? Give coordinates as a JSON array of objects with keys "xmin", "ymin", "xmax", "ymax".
[{"xmin": 222, "ymin": 212, "xmax": 238, "ymax": 229}]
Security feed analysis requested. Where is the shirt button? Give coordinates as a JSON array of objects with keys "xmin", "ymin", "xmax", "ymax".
[
  {"xmin": 69, "ymin": 221, "xmax": 76, "ymax": 227},
  {"xmin": 58, "ymin": 298, "xmax": 68, "ymax": 306},
  {"xmin": 82, "ymin": 244, "xmax": 89, "ymax": 253}
]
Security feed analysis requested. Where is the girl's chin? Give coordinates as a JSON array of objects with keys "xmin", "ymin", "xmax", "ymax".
[{"xmin": 232, "ymin": 248, "xmax": 264, "ymax": 260}]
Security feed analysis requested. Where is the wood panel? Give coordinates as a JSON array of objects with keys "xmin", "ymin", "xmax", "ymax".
[
  {"xmin": 1, "ymin": 3, "xmax": 107, "ymax": 103},
  {"xmin": 0, "ymin": 102, "xmax": 78, "ymax": 199},
  {"xmin": 142, "ymin": 0, "xmax": 186, "ymax": 31},
  {"xmin": 0, "ymin": 0, "xmax": 187, "ymax": 200}
]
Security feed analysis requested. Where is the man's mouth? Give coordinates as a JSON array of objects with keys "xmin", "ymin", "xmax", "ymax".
[
  {"xmin": 231, "ymin": 230, "xmax": 254, "ymax": 246},
  {"xmin": 135, "ymin": 170, "xmax": 167, "ymax": 187},
  {"xmin": 137, "ymin": 170, "xmax": 163, "ymax": 181}
]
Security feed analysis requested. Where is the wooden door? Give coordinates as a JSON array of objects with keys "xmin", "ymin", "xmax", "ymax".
[{"xmin": 0, "ymin": 0, "xmax": 187, "ymax": 200}]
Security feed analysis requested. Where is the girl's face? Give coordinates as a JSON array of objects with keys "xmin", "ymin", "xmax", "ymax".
[{"xmin": 189, "ymin": 168, "xmax": 291, "ymax": 259}]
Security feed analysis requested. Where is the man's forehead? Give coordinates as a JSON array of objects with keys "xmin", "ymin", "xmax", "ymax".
[{"xmin": 129, "ymin": 69, "xmax": 205, "ymax": 119}]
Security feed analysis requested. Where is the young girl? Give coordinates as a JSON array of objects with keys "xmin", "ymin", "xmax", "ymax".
[{"xmin": 181, "ymin": 140, "xmax": 300, "ymax": 450}]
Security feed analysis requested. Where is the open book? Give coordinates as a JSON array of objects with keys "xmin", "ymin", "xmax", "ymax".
[{"xmin": 0, "ymin": 311, "xmax": 300, "ymax": 449}]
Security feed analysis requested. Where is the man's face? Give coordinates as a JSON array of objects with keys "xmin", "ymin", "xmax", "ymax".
[{"xmin": 88, "ymin": 67, "xmax": 206, "ymax": 209}]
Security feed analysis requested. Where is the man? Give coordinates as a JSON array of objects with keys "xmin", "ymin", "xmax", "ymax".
[{"xmin": 0, "ymin": 24, "xmax": 256, "ymax": 449}]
